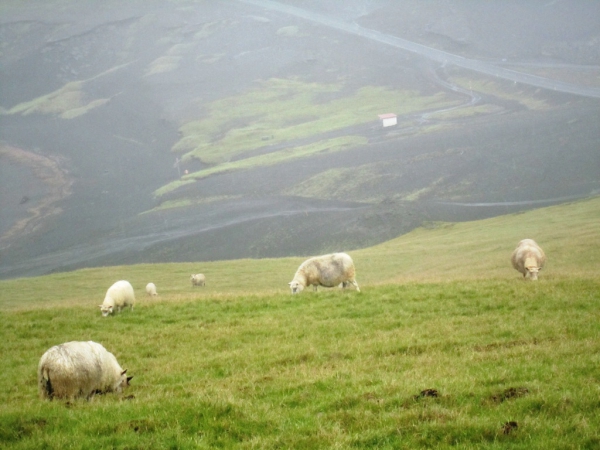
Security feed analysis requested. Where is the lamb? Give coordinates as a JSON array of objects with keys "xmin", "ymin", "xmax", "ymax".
[
  {"xmin": 38, "ymin": 341, "xmax": 132, "ymax": 401},
  {"xmin": 289, "ymin": 252, "xmax": 360, "ymax": 294},
  {"xmin": 511, "ymin": 239, "xmax": 546, "ymax": 280},
  {"xmin": 146, "ymin": 282, "xmax": 158, "ymax": 296},
  {"xmin": 99, "ymin": 280, "xmax": 135, "ymax": 316},
  {"xmin": 190, "ymin": 273, "xmax": 206, "ymax": 287}
]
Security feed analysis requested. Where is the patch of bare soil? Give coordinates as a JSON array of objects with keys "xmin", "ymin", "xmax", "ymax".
[
  {"xmin": 0, "ymin": 145, "xmax": 72, "ymax": 247},
  {"xmin": 488, "ymin": 387, "xmax": 529, "ymax": 404},
  {"xmin": 414, "ymin": 388, "xmax": 440, "ymax": 400},
  {"xmin": 501, "ymin": 421, "xmax": 519, "ymax": 435}
]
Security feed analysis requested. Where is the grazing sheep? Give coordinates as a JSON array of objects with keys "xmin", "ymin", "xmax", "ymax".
[
  {"xmin": 99, "ymin": 280, "xmax": 135, "ymax": 316},
  {"xmin": 38, "ymin": 341, "xmax": 132, "ymax": 401},
  {"xmin": 511, "ymin": 239, "xmax": 546, "ymax": 280},
  {"xmin": 146, "ymin": 282, "xmax": 158, "ymax": 296},
  {"xmin": 190, "ymin": 273, "xmax": 206, "ymax": 287},
  {"xmin": 289, "ymin": 252, "xmax": 360, "ymax": 294}
]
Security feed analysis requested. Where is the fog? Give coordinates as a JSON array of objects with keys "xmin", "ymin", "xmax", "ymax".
[{"xmin": 1, "ymin": 0, "xmax": 599, "ymax": 278}]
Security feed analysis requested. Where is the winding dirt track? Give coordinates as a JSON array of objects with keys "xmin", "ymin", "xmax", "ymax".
[
  {"xmin": 239, "ymin": 0, "xmax": 600, "ymax": 99},
  {"xmin": 0, "ymin": 197, "xmax": 367, "ymax": 277}
]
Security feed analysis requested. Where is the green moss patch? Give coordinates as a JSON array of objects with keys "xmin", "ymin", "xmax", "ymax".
[{"xmin": 172, "ymin": 78, "xmax": 457, "ymax": 166}]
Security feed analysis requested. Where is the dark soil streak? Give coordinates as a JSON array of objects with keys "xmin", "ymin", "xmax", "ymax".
[{"xmin": 0, "ymin": 145, "xmax": 73, "ymax": 248}]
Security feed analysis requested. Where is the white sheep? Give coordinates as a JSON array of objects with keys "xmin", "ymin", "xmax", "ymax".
[
  {"xmin": 190, "ymin": 273, "xmax": 206, "ymax": 287},
  {"xmin": 38, "ymin": 341, "xmax": 132, "ymax": 401},
  {"xmin": 99, "ymin": 280, "xmax": 135, "ymax": 316},
  {"xmin": 289, "ymin": 252, "xmax": 360, "ymax": 294},
  {"xmin": 511, "ymin": 238, "xmax": 546, "ymax": 280},
  {"xmin": 146, "ymin": 282, "xmax": 158, "ymax": 296}
]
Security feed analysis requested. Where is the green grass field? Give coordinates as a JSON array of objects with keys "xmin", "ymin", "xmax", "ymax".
[{"xmin": 1, "ymin": 197, "xmax": 599, "ymax": 449}]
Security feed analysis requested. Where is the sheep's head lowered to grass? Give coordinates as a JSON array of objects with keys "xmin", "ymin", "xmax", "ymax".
[
  {"xmin": 511, "ymin": 239, "xmax": 546, "ymax": 281},
  {"xmin": 99, "ymin": 280, "xmax": 135, "ymax": 316},
  {"xmin": 288, "ymin": 280, "xmax": 305, "ymax": 294},
  {"xmin": 289, "ymin": 252, "xmax": 359, "ymax": 294}
]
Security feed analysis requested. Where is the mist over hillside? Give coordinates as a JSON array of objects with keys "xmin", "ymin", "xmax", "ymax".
[{"xmin": 1, "ymin": 0, "xmax": 599, "ymax": 279}]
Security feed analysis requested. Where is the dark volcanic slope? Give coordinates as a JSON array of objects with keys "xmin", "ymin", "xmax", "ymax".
[{"xmin": 1, "ymin": 0, "xmax": 599, "ymax": 278}]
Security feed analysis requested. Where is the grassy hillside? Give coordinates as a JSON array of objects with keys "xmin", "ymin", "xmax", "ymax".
[
  {"xmin": 2, "ymin": 196, "xmax": 598, "ymax": 310},
  {"xmin": 0, "ymin": 197, "xmax": 599, "ymax": 448},
  {"xmin": 357, "ymin": 195, "xmax": 600, "ymax": 284}
]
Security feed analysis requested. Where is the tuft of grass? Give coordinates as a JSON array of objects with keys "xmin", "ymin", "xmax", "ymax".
[
  {"xmin": 402, "ymin": 177, "xmax": 446, "ymax": 201},
  {"xmin": 277, "ymin": 25, "xmax": 301, "ymax": 37},
  {"xmin": 152, "ymin": 179, "xmax": 195, "ymax": 199},
  {"xmin": 60, "ymin": 98, "xmax": 110, "ymax": 119},
  {"xmin": 145, "ymin": 55, "xmax": 182, "ymax": 76},
  {"xmin": 284, "ymin": 162, "xmax": 390, "ymax": 202},
  {"xmin": 3, "ymin": 87, "xmax": 105, "ymax": 119}
]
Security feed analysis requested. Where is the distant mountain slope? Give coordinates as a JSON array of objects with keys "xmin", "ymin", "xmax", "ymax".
[{"xmin": 0, "ymin": 0, "xmax": 599, "ymax": 279}]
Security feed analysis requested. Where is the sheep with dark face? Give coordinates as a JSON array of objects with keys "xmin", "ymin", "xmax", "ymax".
[
  {"xmin": 511, "ymin": 239, "xmax": 546, "ymax": 280},
  {"xmin": 289, "ymin": 252, "xmax": 360, "ymax": 294},
  {"xmin": 38, "ymin": 341, "xmax": 132, "ymax": 401}
]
